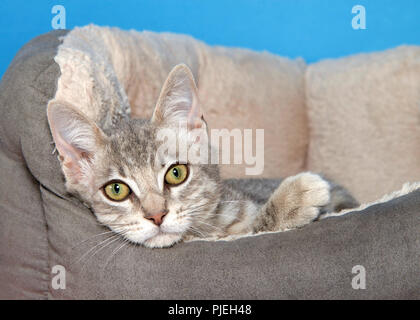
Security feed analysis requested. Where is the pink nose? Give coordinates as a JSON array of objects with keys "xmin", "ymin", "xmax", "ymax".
[{"xmin": 146, "ymin": 212, "xmax": 168, "ymax": 226}]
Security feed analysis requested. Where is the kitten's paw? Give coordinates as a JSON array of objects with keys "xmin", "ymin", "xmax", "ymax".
[{"xmin": 273, "ymin": 172, "xmax": 331, "ymax": 229}]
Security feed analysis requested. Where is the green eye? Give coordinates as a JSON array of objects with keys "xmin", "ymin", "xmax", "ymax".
[
  {"xmin": 103, "ymin": 181, "xmax": 131, "ymax": 201},
  {"xmin": 165, "ymin": 164, "xmax": 188, "ymax": 186}
]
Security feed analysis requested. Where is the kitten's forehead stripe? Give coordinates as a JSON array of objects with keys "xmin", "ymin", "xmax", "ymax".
[
  {"xmin": 117, "ymin": 165, "xmax": 126, "ymax": 178},
  {"xmin": 108, "ymin": 120, "xmax": 157, "ymax": 171}
]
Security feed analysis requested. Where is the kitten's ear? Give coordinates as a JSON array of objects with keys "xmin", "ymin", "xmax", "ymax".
[
  {"xmin": 47, "ymin": 101, "xmax": 106, "ymax": 183},
  {"xmin": 152, "ymin": 64, "xmax": 205, "ymax": 130}
]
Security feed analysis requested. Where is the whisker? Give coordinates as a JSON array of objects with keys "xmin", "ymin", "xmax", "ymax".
[
  {"xmin": 101, "ymin": 238, "xmax": 130, "ymax": 272},
  {"xmin": 192, "ymin": 218, "xmax": 224, "ymax": 232},
  {"xmin": 79, "ymin": 234, "xmax": 126, "ymax": 271},
  {"xmin": 71, "ymin": 227, "xmax": 127, "ymax": 249},
  {"xmin": 187, "ymin": 226, "xmax": 207, "ymax": 238},
  {"xmin": 73, "ymin": 232, "xmax": 125, "ymax": 267}
]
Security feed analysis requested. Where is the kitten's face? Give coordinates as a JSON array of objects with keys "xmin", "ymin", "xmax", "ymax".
[
  {"xmin": 48, "ymin": 64, "xmax": 220, "ymax": 248},
  {"xmin": 74, "ymin": 120, "xmax": 220, "ymax": 248}
]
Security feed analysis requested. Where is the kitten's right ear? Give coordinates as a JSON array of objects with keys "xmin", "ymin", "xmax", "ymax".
[
  {"xmin": 47, "ymin": 101, "xmax": 106, "ymax": 183},
  {"xmin": 151, "ymin": 64, "xmax": 205, "ymax": 130}
]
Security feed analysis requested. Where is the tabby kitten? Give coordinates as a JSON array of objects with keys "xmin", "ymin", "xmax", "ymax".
[{"xmin": 47, "ymin": 64, "xmax": 358, "ymax": 248}]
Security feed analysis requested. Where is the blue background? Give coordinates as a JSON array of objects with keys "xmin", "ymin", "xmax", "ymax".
[{"xmin": 1, "ymin": 0, "xmax": 419, "ymax": 79}]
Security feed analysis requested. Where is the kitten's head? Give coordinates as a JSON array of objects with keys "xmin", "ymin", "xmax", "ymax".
[{"xmin": 47, "ymin": 64, "xmax": 221, "ymax": 248}]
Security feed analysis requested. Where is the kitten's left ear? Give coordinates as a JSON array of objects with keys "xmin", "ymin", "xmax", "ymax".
[
  {"xmin": 152, "ymin": 64, "xmax": 205, "ymax": 130},
  {"xmin": 47, "ymin": 101, "xmax": 106, "ymax": 184}
]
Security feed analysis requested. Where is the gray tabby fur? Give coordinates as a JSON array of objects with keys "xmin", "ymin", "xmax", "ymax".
[{"xmin": 47, "ymin": 64, "xmax": 358, "ymax": 248}]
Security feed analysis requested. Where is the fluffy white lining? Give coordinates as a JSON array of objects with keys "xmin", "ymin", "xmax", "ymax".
[{"xmin": 52, "ymin": 25, "xmax": 131, "ymax": 128}]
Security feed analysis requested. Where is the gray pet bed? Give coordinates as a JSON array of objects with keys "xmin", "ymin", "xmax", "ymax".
[{"xmin": 0, "ymin": 28, "xmax": 419, "ymax": 299}]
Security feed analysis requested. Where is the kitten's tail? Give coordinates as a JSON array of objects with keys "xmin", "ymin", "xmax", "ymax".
[{"xmin": 320, "ymin": 181, "xmax": 359, "ymax": 214}]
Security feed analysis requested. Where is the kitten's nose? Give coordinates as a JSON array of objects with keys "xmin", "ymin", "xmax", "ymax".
[{"xmin": 146, "ymin": 211, "xmax": 168, "ymax": 226}]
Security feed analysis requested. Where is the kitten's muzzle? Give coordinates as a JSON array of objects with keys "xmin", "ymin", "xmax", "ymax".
[{"xmin": 145, "ymin": 210, "xmax": 168, "ymax": 226}]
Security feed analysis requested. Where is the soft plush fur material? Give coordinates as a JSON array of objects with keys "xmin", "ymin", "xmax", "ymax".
[
  {"xmin": 306, "ymin": 46, "xmax": 420, "ymax": 202},
  {"xmin": 52, "ymin": 25, "xmax": 308, "ymax": 181},
  {"xmin": 1, "ymin": 26, "xmax": 420, "ymax": 299}
]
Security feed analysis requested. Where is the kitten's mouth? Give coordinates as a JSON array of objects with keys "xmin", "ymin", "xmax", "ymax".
[
  {"xmin": 113, "ymin": 218, "xmax": 188, "ymax": 248},
  {"xmin": 155, "ymin": 228, "xmax": 184, "ymax": 238},
  {"xmin": 143, "ymin": 231, "xmax": 183, "ymax": 248}
]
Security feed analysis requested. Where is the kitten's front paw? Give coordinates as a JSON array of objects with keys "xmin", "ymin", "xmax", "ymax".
[{"xmin": 273, "ymin": 172, "xmax": 331, "ymax": 229}]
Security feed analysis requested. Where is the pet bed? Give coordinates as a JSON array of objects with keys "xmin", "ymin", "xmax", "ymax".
[{"xmin": 1, "ymin": 26, "xmax": 420, "ymax": 299}]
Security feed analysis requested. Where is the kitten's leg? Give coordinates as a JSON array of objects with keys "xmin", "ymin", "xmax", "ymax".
[{"xmin": 252, "ymin": 172, "xmax": 330, "ymax": 233}]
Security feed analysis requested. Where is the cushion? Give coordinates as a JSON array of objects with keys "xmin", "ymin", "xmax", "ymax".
[
  {"xmin": 305, "ymin": 46, "xmax": 420, "ymax": 202},
  {"xmin": 0, "ymin": 30, "xmax": 69, "ymax": 299}
]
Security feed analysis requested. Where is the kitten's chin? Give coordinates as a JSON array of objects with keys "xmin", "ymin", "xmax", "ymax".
[{"xmin": 142, "ymin": 232, "xmax": 183, "ymax": 248}]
